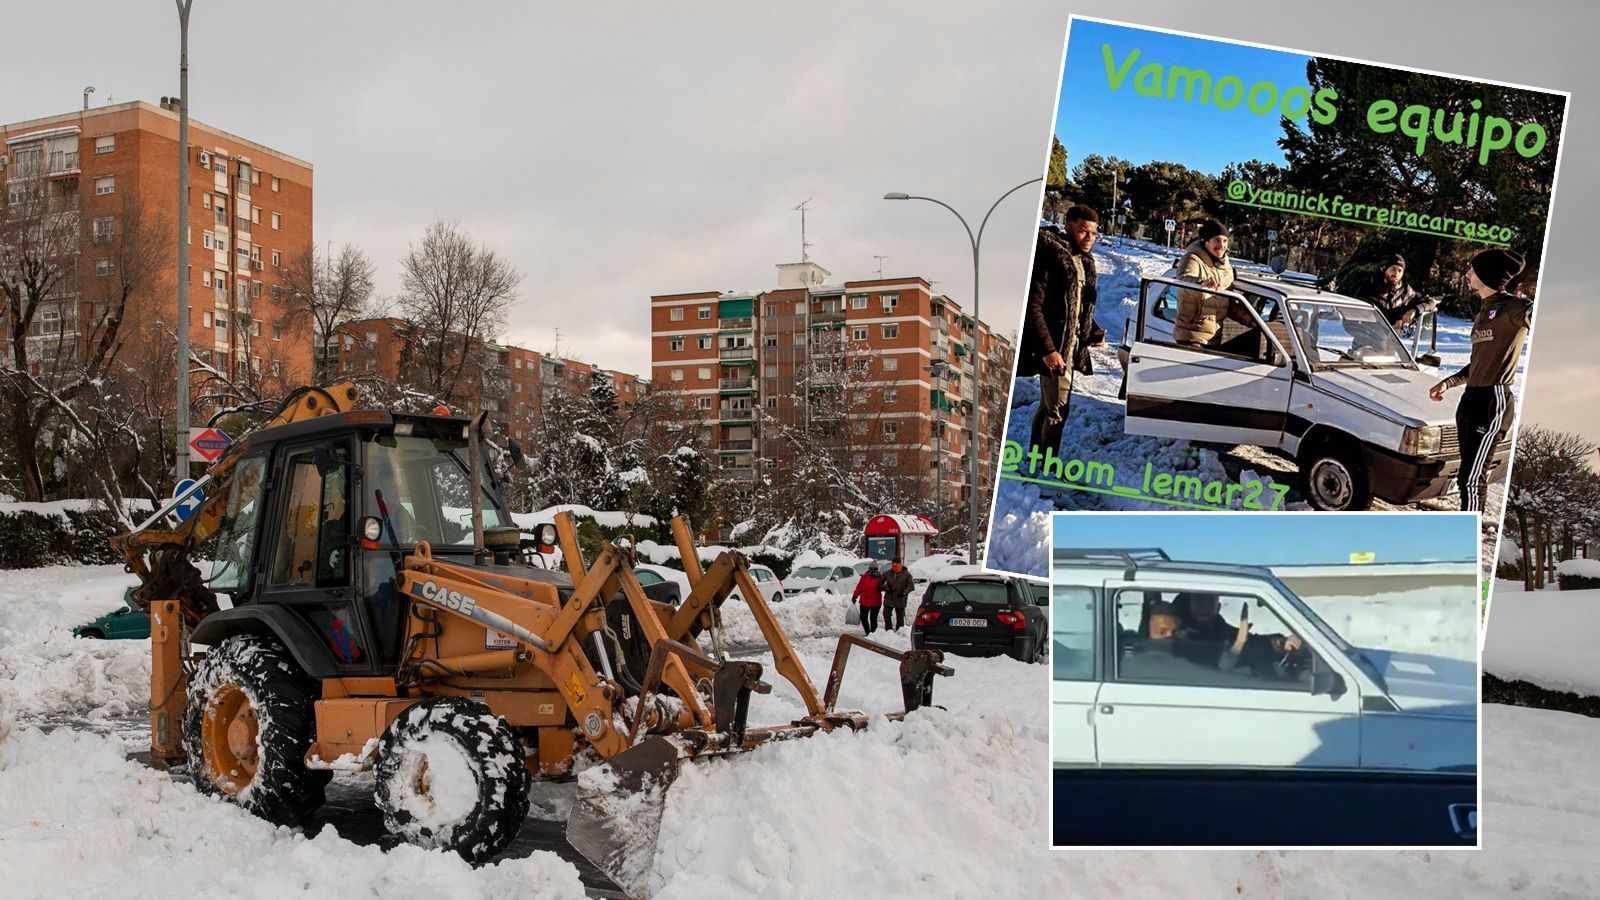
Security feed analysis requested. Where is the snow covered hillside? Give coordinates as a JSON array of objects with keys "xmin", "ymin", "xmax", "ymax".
[{"xmin": 988, "ymin": 239, "xmax": 1520, "ymax": 578}]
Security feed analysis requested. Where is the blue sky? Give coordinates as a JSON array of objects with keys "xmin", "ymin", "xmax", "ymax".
[
  {"xmin": 1051, "ymin": 514, "xmax": 1478, "ymax": 566},
  {"xmin": 1055, "ymin": 19, "xmax": 1314, "ymax": 175}
]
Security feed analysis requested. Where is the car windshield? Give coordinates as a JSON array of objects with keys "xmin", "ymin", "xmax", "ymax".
[
  {"xmin": 790, "ymin": 566, "xmax": 830, "ymax": 579},
  {"xmin": 927, "ymin": 581, "xmax": 1010, "ymax": 606},
  {"xmin": 853, "ymin": 561, "xmax": 874, "ymax": 574},
  {"xmin": 1287, "ymin": 300, "xmax": 1412, "ymax": 369},
  {"xmin": 364, "ymin": 431, "xmax": 510, "ymax": 548}
]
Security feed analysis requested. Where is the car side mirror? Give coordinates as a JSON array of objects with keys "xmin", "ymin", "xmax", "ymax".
[{"xmin": 1313, "ymin": 669, "xmax": 1345, "ymax": 700}]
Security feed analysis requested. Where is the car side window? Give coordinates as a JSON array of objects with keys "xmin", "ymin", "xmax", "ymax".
[
  {"xmin": 1150, "ymin": 282, "xmax": 1281, "ymax": 366},
  {"xmin": 835, "ymin": 566, "xmax": 855, "ymax": 579},
  {"xmin": 1051, "ymin": 585, "xmax": 1096, "ymax": 681},
  {"xmin": 1113, "ymin": 590, "xmax": 1317, "ymax": 692},
  {"xmin": 1151, "ymin": 283, "xmax": 1179, "ymax": 322}
]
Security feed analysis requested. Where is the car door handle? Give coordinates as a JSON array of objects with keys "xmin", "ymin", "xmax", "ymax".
[
  {"xmin": 1099, "ymin": 704, "xmax": 1114, "ymax": 715},
  {"xmin": 1130, "ymin": 356, "xmax": 1140, "ymax": 364}
]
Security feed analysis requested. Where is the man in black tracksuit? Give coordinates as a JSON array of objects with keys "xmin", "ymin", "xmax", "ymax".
[
  {"xmin": 1429, "ymin": 249, "xmax": 1530, "ymax": 513},
  {"xmin": 1022, "ymin": 205, "xmax": 1101, "ymax": 456}
]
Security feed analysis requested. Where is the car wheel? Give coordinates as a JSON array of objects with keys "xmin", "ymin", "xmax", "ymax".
[
  {"xmin": 78, "ymin": 629, "xmax": 104, "ymax": 640},
  {"xmin": 376, "ymin": 696, "xmax": 531, "ymax": 865},
  {"xmin": 771, "ymin": 592, "xmax": 783, "ymax": 604},
  {"xmin": 1298, "ymin": 442, "xmax": 1371, "ymax": 511},
  {"xmin": 183, "ymin": 634, "xmax": 330, "ymax": 827}
]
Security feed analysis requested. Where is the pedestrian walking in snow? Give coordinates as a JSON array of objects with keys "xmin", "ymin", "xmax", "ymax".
[
  {"xmin": 1021, "ymin": 205, "xmax": 1102, "ymax": 458},
  {"xmin": 879, "ymin": 558, "xmax": 914, "ymax": 632},
  {"xmin": 852, "ymin": 565, "xmax": 884, "ymax": 635}
]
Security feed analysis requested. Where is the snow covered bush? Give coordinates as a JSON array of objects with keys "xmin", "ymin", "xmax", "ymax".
[
  {"xmin": 0, "ymin": 502, "xmax": 129, "ymax": 568},
  {"xmin": 1556, "ymin": 558, "xmax": 1600, "ymax": 591}
]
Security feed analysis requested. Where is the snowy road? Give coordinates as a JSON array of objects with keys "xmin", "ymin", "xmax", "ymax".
[
  {"xmin": 988, "ymin": 239, "xmax": 1518, "ymax": 579},
  {"xmin": 4, "ymin": 566, "xmax": 1595, "ymax": 899}
]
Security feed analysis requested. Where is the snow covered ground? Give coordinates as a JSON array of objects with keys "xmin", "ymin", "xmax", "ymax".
[
  {"xmin": 6, "ymin": 564, "xmax": 1597, "ymax": 898},
  {"xmin": 987, "ymin": 240, "xmax": 1519, "ymax": 579},
  {"xmin": 1483, "ymin": 580, "xmax": 1600, "ymax": 694}
]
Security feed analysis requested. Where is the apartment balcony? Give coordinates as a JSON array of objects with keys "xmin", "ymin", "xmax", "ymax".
[
  {"xmin": 718, "ymin": 316, "xmax": 753, "ymax": 331},
  {"xmin": 718, "ymin": 375, "xmax": 754, "ymax": 392},
  {"xmin": 721, "ymin": 463, "xmax": 756, "ymax": 481},
  {"xmin": 811, "ymin": 307, "xmax": 845, "ymax": 324},
  {"xmin": 47, "ymin": 152, "xmax": 79, "ymax": 177},
  {"xmin": 718, "ymin": 407, "xmax": 755, "ymax": 423},
  {"xmin": 718, "ymin": 345, "xmax": 755, "ymax": 363},
  {"xmin": 719, "ymin": 438, "xmax": 755, "ymax": 451}
]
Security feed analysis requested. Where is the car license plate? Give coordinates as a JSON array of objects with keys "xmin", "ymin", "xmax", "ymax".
[{"xmin": 950, "ymin": 617, "xmax": 987, "ymax": 628}]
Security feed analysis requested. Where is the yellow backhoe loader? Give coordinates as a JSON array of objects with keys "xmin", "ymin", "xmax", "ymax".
[{"xmin": 112, "ymin": 384, "xmax": 951, "ymax": 896}]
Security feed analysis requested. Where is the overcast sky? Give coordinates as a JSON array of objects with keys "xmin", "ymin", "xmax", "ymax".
[{"xmin": 3, "ymin": 1, "xmax": 1592, "ymax": 452}]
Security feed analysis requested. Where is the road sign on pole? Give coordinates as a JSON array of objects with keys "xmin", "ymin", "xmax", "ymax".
[
  {"xmin": 172, "ymin": 478, "xmax": 205, "ymax": 522},
  {"xmin": 187, "ymin": 427, "xmax": 231, "ymax": 463},
  {"xmin": 1267, "ymin": 229, "xmax": 1278, "ymax": 241}
]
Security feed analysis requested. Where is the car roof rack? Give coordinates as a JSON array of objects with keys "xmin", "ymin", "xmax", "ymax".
[{"xmin": 1053, "ymin": 547, "xmax": 1170, "ymax": 580}]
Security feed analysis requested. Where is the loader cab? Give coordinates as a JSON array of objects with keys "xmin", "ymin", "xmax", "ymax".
[{"xmin": 205, "ymin": 412, "xmax": 516, "ymax": 677}]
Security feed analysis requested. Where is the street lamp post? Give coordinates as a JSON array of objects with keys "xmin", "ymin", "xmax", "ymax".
[
  {"xmin": 885, "ymin": 177, "xmax": 1042, "ymax": 563},
  {"xmin": 174, "ymin": 0, "xmax": 194, "ymax": 485}
]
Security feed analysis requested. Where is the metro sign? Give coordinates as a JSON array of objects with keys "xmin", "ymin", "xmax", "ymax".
[{"xmin": 188, "ymin": 427, "xmax": 232, "ymax": 462}]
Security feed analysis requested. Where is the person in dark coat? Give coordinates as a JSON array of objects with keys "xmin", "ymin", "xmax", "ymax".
[
  {"xmin": 851, "ymin": 565, "xmax": 885, "ymax": 635},
  {"xmin": 1354, "ymin": 253, "xmax": 1434, "ymax": 329},
  {"xmin": 1021, "ymin": 205, "xmax": 1101, "ymax": 458},
  {"xmin": 1175, "ymin": 592, "xmax": 1235, "ymax": 644},
  {"xmin": 879, "ymin": 557, "xmax": 915, "ymax": 632}
]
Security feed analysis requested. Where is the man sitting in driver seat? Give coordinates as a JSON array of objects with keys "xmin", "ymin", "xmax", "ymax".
[{"xmin": 1218, "ymin": 604, "xmax": 1307, "ymax": 681}]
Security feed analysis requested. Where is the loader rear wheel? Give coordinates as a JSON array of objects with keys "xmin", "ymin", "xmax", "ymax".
[
  {"xmin": 375, "ymin": 696, "xmax": 531, "ymax": 864},
  {"xmin": 183, "ymin": 634, "xmax": 329, "ymax": 826}
]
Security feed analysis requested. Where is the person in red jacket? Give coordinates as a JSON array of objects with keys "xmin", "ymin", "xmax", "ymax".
[{"xmin": 851, "ymin": 565, "xmax": 885, "ymax": 635}]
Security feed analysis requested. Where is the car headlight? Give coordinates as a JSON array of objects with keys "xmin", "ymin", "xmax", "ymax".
[{"xmin": 1400, "ymin": 425, "xmax": 1442, "ymax": 457}]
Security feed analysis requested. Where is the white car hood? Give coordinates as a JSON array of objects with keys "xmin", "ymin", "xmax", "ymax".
[
  {"xmin": 1357, "ymin": 649, "xmax": 1477, "ymax": 716},
  {"xmin": 1311, "ymin": 367, "xmax": 1454, "ymax": 428}
]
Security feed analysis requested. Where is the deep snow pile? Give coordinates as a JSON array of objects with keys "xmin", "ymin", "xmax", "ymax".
[
  {"xmin": 1299, "ymin": 586, "xmax": 1478, "ymax": 661},
  {"xmin": 1555, "ymin": 558, "xmax": 1600, "ymax": 579},
  {"xmin": 716, "ymin": 590, "xmax": 847, "ymax": 647},
  {"xmin": 1483, "ymin": 580, "xmax": 1600, "ymax": 694},
  {"xmin": 0, "ymin": 565, "xmax": 148, "ymax": 723}
]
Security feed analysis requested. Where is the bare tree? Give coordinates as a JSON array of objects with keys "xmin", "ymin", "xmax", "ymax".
[
  {"xmin": 276, "ymin": 242, "xmax": 378, "ymax": 383},
  {"xmin": 398, "ymin": 220, "xmax": 521, "ymax": 406}
]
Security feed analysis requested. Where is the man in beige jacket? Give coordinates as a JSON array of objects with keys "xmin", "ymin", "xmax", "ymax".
[{"xmin": 1173, "ymin": 219, "xmax": 1252, "ymax": 347}]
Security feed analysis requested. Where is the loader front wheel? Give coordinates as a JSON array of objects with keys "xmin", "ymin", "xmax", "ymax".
[
  {"xmin": 375, "ymin": 696, "xmax": 531, "ymax": 864},
  {"xmin": 183, "ymin": 634, "xmax": 329, "ymax": 826}
]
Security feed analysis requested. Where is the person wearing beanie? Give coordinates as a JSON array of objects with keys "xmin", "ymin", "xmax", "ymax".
[
  {"xmin": 1428, "ymin": 248, "xmax": 1531, "ymax": 512},
  {"xmin": 1355, "ymin": 252, "xmax": 1434, "ymax": 330},
  {"xmin": 1022, "ymin": 203, "xmax": 1103, "ymax": 457},
  {"xmin": 1172, "ymin": 219, "xmax": 1252, "ymax": 347}
]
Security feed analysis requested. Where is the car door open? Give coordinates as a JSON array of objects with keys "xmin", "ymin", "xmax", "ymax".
[{"xmin": 1125, "ymin": 276, "xmax": 1295, "ymax": 448}]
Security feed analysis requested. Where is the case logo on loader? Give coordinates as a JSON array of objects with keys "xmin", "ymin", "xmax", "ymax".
[{"xmin": 417, "ymin": 579, "xmax": 478, "ymax": 616}]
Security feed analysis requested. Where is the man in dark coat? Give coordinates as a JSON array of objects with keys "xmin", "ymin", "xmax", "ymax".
[
  {"xmin": 1021, "ymin": 205, "xmax": 1101, "ymax": 457},
  {"xmin": 1355, "ymin": 253, "xmax": 1434, "ymax": 329},
  {"xmin": 879, "ymin": 557, "xmax": 915, "ymax": 632}
]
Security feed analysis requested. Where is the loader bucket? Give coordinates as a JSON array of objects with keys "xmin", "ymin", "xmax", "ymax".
[{"xmin": 566, "ymin": 736, "xmax": 686, "ymax": 898}]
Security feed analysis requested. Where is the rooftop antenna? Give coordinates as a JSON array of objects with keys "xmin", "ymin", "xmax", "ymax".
[
  {"xmin": 873, "ymin": 255, "xmax": 888, "ymax": 279},
  {"xmin": 794, "ymin": 198, "xmax": 813, "ymax": 262}
]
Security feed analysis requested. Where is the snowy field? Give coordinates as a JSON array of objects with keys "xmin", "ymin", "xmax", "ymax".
[
  {"xmin": 4, "ymin": 565, "xmax": 1597, "ymax": 898},
  {"xmin": 1483, "ymin": 580, "xmax": 1600, "ymax": 694},
  {"xmin": 988, "ymin": 239, "xmax": 1519, "ymax": 579}
]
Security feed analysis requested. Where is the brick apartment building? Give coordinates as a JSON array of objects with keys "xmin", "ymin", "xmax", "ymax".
[
  {"xmin": 650, "ymin": 260, "xmax": 1013, "ymax": 510},
  {"xmin": 329, "ymin": 317, "xmax": 642, "ymax": 444},
  {"xmin": 0, "ymin": 100, "xmax": 314, "ymax": 394}
]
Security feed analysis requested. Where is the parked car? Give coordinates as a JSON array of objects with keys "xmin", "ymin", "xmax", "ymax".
[
  {"xmin": 633, "ymin": 563, "xmax": 689, "ymax": 603},
  {"xmin": 73, "ymin": 591, "xmax": 149, "ymax": 640},
  {"xmin": 910, "ymin": 572, "xmax": 1048, "ymax": 663},
  {"xmin": 1114, "ymin": 271, "xmax": 1509, "ymax": 510},
  {"xmin": 783, "ymin": 560, "xmax": 872, "ymax": 598},
  {"xmin": 1049, "ymin": 548, "xmax": 1476, "ymax": 846},
  {"xmin": 727, "ymin": 563, "xmax": 786, "ymax": 603}
]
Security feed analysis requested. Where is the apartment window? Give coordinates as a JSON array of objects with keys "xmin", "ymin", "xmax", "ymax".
[
  {"xmin": 271, "ymin": 176, "xmax": 280, "ymax": 192},
  {"xmin": 697, "ymin": 367, "xmax": 711, "ymax": 380},
  {"xmin": 793, "ymin": 333, "xmax": 805, "ymax": 347},
  {"xmin": 271, "ymin": 323, "xmax": 282, "ymax": 341},
  {"xmin": 669, "ymin": 337, "xmax": 684, "ymax": 352},
  {"xmin": 669, "ymin": 307, "xmax": 684, "ymax": 322},
  {"xmin": 203, "ymin": 311, "xmax": 214, "ymax": 327},
  {"xmin": 765, "ymin": 396, "xmax": 778, "ymax": 408},
  {"xmin": 251, "ymin": 206, "xmax": 261, "ymax": 224},
  {"xmin": 92, "ymin": 216, "xmax": 114, "ymax": 242},
  {"xmin": 884, "ymin": 357, "xmax": 899, "ymax": 372},
  {"xmin": 252, "ymin": 171, "xmax": 260, "ymax": 186},
  {"xmin": 251, "ymin": 245, "xmax": 261, "ymax": 262},
  {"xmin": 215, "ymin": 207, "xmax": 226, "ymax": 226},
  {"xmin": 852, "ymin": 454, "xmax": 867, "ymax": 469},
  {"xmin": 94, "ymin": 175, "xmax": 114, "ymax": 195},
  {"xmin": 697, "ymin": 335, "xmax": 712, "ymax": 350},
  {"xmin": 237, "ymin": 282, "xmax": 250, "ymax": 303},
  {"xmin": 852, "ymin": 421, "xmax": 868, "ymax": 435},
  {"xmin": 795, "ymin": 301, "xmax": 805, "ymax": 314},
  {"xmin": 203, "ymin": 193, "xmax": 212, "ymax": 210},
  {"xmin": 95, "ymin": 258, "xmax": 114, "ymax": 277},
  {"xmin": 217, "ymin": 237, "xmax": 228, "ymax": 254},
  {"xmin": 884, "ymin": 387, "xmax": 898, "ymax": 404},
  {"xmin": 697, "ymin": 307, "xmax": 711, "ymax": 320},
  {"xmin": 202, "ymin": 231, "xmax": 213, "ymax": 250},
  {"xmin": 882, "ymin": 293, "xmax": 900, "ymax": 312},
  {"xmin": 884, "ymin": 421, "xmax": 899, "ymax": 439},
  {"xmin": 251, "ymin": 320, "xmax": 261, "ymax": 336},
  {"xmin": 202, "ymin": 271, "xmax": 212, "ymax": 288},
  {"xmin": 271, "ymin": 212, "xmax": 281, "ymax": 230},
  {"xmin": 215, "ymin": 282, "xmax": 227, "ymax": 304},
  {"xmin": 763, "ymin": 336, "xmax": 778, "ymax": 347},
  {"xmin": 251, "ymin": 281, "xmax": 262, "ymax": 298},
  {"xmin": 270, "ymin": 250, "xmax": 280, "ymax": 267},
  {"xmin": 696, "ymin": 397, "xmax": 711, "ymax": 410},
  {"xmin": 94, "ymin": 135, "xmax": 114, "ymax": 154},
  {"xmin": 884, "ymin": 452, "xmax": 899, "ymax": 467},
  {"xmin": 765, "ymin": 304, "xmax": 777, "ymax": 317},
  {"xmin": 851, "ymin": 326, "xmax": 869, "ymax": 341},
  {"xmin": 850, "ymin": 295, "xmax": 868, "ymax": 309},
  {"xmin": 670, "ymin": 368, "xmax": 684, "ymax": 382},
  {"xmin": 763, "ymin": 364, "xmax": 777, "ymax": 378},
  {"xmin": 882, "ymin": 323, "xmax": 899, "ymax": 339}
]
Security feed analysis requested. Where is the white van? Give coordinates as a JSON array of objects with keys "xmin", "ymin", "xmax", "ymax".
[{"xmin": 1116, "ymin": 272, "xmax": 1509, "ymax": 510}]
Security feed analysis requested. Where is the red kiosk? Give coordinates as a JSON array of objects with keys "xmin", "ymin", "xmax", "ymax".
[{"xmin": 863, "ymin": 514, "xmax": 939, "ymax": 564}]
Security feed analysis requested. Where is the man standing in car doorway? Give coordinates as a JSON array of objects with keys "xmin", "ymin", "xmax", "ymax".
[
  {"xmin": 1021, "ymin": 205, "xmax": 1102, "ymax": 458},
  {"xmin": 1429, "ymin": 248, "xmax": 1530, "ymax": 512}
]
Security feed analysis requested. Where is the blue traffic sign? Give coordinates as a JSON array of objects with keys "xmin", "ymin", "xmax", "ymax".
[{"xmin": 173, "ymin": 478, "xmax": 205, "ymax": 522}]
